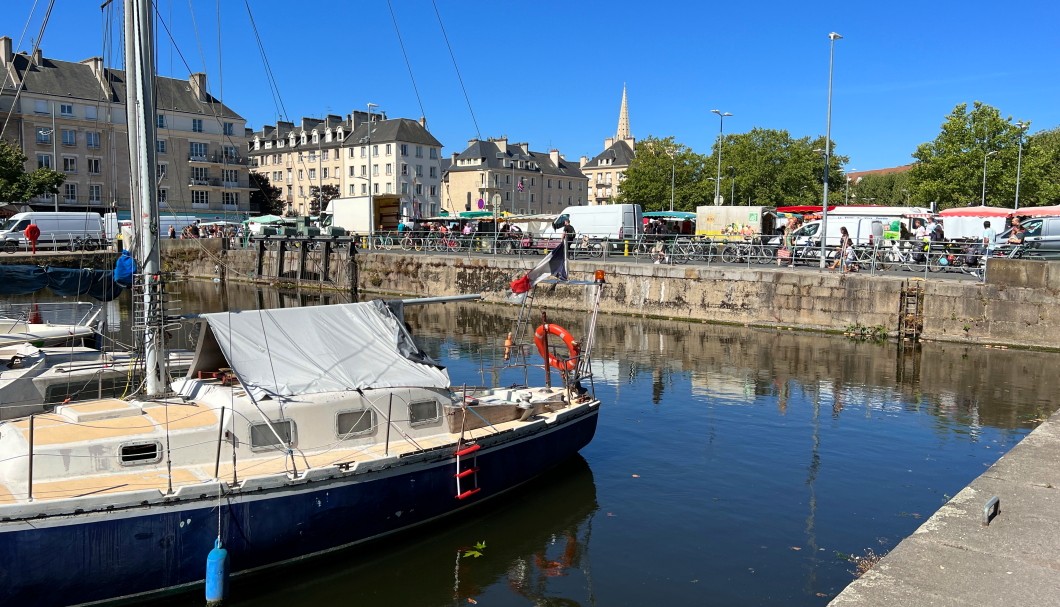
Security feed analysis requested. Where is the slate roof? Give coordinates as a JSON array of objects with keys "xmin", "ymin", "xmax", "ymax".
[
  {"xmin": 343, "ymin": 118, "xmax": 442, "ymax": 147},
  {"xmin": 448, "ymin": 139, "xmax": 586, "ymax": 179},
  {"xmin": 582, "ymin": 138, "xmax": 635, "ymax": 169},
  {"xmin": 4, "ymin": 53, "xmax": 244, "ymax": 119}
]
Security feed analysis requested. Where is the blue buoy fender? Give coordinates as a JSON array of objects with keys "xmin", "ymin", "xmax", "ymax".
[{"xmin": 205, "ymin": 536, "xmax": 229, "ymax": 606}]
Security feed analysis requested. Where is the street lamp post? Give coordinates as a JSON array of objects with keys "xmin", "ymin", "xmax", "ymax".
[
  {"xmin": 980, "ymin": 149, "xmax": 997, "ymax": 206},
  {"xmin": 1014, "ymin": 121, "xmax": 1028, "ymax": 210},
  {"xmin": 844, "ymin": 168, "xmax": 855, "ymax": 205},
  {"xmin": 710, "ymin": 109, "xmax": 732, "ymax": 205},
  {"xmin": 729, "ymin": 166, "xmax": 736, "ymax": 206},
  {"xmin": 366, "ymin": 102, "xmax": 378, "ymax": 236},
  {"xmin": 819, "ymin": 31, "xmax": 842, "ymax": 270}
]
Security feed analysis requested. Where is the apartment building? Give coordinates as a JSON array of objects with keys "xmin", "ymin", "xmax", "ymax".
[
  {"xmin": 580, "ymin": 85, "xmax": 636, "ymax": 205},
  {"xmin": 248, "ymin": 112, "xmax": 443, "ymax": 220},
  {"xmin": 443, "ymin": 138, "xmax": 587, "ymax": 216},
  {"xmin": 0, "ymin": 36, "xmax": 251, "ymax": 214}
]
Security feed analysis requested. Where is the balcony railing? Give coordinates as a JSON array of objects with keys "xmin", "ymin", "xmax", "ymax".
[
  {"xmin": 189, "ymin": 177, "xmax": 222, "ymax": 187},
  {"xmin": 188, "ymin": 152, "xmax": 246, "ymax": 164}
]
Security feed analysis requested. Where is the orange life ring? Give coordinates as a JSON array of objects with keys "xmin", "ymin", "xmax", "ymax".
[{"xmin": 534, "ymin": 324, "xmax": 580, "ymax": 372}]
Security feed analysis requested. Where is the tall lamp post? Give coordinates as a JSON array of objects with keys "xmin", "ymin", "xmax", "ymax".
[
  {"xmin": 819, "ymin": 31, "xmax": 842, "ymax": 269},
  {"xmin": 710, "ymin": 109, "xmax": 732, "ymax": 205},
  {"xmin": 980, "ymin": 149, "xmax": 997, "ymax": 206},
  {"xmin": 1014, "ymin": 121, "xmax": 1028, "ymax": 210},
  {"xmin": 366, "ymin": 102, "xmax": 379, "ymax": 236}
]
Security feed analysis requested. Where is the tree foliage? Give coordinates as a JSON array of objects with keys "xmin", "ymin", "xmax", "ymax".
[
  {"xmin": 616, "ymin": 136, "xmax": 709, "ymax": 212},
  {"xmin": 848, "ymin": 170, "xmax": 911, "ymax": 206},
  {"xmin": 249, "ymin": 172, "xmax": 283, "ymax": 215},
  {"xmin": 308, "ymin": 184, "xmax": 340, "ymax": 216},
  {"xmin": 708, "ymin": 128, "xmax": 847, "ymax": 207},
  {"xmin": 0, "ymin": 140, "xmax": 65, "ymax": 202},
  {"xmin": 908, "ymin": 102, "xmax": 1057, "ymax": 209}
]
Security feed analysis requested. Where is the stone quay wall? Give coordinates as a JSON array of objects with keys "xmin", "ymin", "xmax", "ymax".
[{"xmin": 163, "ymin": 244, "xmax": 1060, "ymax": 350}]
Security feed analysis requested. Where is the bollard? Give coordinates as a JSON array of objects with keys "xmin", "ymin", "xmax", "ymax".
[{"xmin": 623, "ymin": 240, "xmax": 629, "ymax": 256}]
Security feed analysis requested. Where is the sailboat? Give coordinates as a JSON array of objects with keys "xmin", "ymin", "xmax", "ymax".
[{"xmin": 0, "ymin": 2, "xmax": 604, "ymax": 605}]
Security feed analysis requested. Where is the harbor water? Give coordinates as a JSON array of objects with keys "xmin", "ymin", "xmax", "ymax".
[{"xmin": 14, "ymin": 281, "xmax": 1055, "ymax": 606}]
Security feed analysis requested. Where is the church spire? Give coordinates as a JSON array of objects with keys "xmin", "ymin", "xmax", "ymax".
[{"xmin": 616, "ymin": 84, "xmax": 630, "ymax": 141}]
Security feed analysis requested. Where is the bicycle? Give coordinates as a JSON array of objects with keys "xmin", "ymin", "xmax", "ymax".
[{"xmin": 69, "ymin": 236, "xmax": 99, "ymax": 252}]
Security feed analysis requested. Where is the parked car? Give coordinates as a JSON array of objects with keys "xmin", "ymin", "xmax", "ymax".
[{"xmin": 995, "ymin": 216, "xmax": 1060, "ymax": 259}]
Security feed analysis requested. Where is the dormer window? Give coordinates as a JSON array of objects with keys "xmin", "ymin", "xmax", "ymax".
[
  {"xmin": 312, "ymin": 132, "xmax": 319, "ymax": 144},
  {"xmin": 300, "ymin": 134, "xmax": 307, "ymax": 145}
]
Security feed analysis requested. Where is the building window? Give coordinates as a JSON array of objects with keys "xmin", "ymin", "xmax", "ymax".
[
  {"xmin": 64, "ymin": 183, "xmax": 77, "ymax": 201},
  {"xmin": 430, "ymin": 185, "xmax": 437, "ymax": 197},
  {"xmin": 349, "ymin": 184, "xmax": 355, "ymax": 195},
  {"xmin": 322, "ymin": 149, "xmax": 329, "ymax": 161},
  {"xmin": 401, "ymin": 183, "xmax": 408, "ymax": 194},
  {"xmin": 360, "ymin": 183, "xmax": 367, "ymax": 195},
  {"xmin": 385, "ymin": 163, "xmax": 392, "ymax": 175},
  {"xmin": 223, "ymin": 145, "xmax": 239, "ymax": 160},
  {"xmin": 298, "ymin": 169, "xmax": 304, "ymax": 180},
  {"xmin": 34, "ymin": 100, "xmax": 49, "ymax": 114},
  {"xmin": 400, "ymin": 144, "xmax": 408, "ymax": 156},
  {"xmin": 308, "ymin": 168, "xmax": 316, "ymax": 180},
  {"xmin": 192, "ymin": 191, "xmax": 210, "ymax": 205},
  {"xmin": 189, "ymin": 142, "xmax": 207, "ymax": 159},
  {"xmin": 88, "ymin": 184, "xmax": 102, "ymax": 203},
  {"xmin": 63, "ymin": 157, "xmax": 77, "ymax": 173},
  {"xmin": 157, "ymin": 164, "xmax": 168, "ymax": 179},
  {"xmin": 156, "ymin": 140, "xmax": 167, "ymax": 154},
  {"xmin": 192, "ymin": 118, "xmax": 204, "ymax": 133},
  {"xmin": 429, "ymin": 166, "xmax": 437, "ymax": 179},
  {"xmin": 372, "ymin": 164, "xmax": 378, "ymax": 177},
  {"xmin": 385, "ymin": 183, "xmax": 392, "ymax": 194},
  {"xmin": 415, "ymin": 145, "xmax": 423, "ymax": 158},
  {"xmin": 385, "ymin": 144, "xmax": 392, "ymax": 155},
  {"xmin": 36, "ymin": 128, "xmax": 51, "ymax": 144},
  {"xmin": 400, "ymin": 163, "xmax": 408, "ymax": 176},
  {"xmin": 158, "ymin": 189, "xmax": 168, "ymax": 204},
  {"xmin": 157, "ymin": 114, "xmax": 168, "ymax": 128},
  {"xmin": 61, "ymin": 129, "xmax": 76, "ymax": 146},
  {"xmin": 360, "ymin": 146, "xmax": 366, "ymax": 158},
  {"xmin": 415, "ymin": 184, "xmax": 423, "ymax": 195},
  {"xmin": 372, "ymin": 144, "xmax": 379, "ymax": 156},
  {"xmin": 88, "ymin": 158, "xmax": 102, "ymax": 174},
  {"xmin": 192, "ymin": 166, "xmax": 208, "ymax": 182},
  {"xmin": 322, "ymin": 167, "xmax": 329, "ymax": 179},
  {"xmin": 223, "ymin": 192, "xmax": 239, "ymax": 206},
  {"xmin": 60, "ymin": 104, "xmax": 74, "ymax": 117},
  {"xmin": 308, "ymin": 151, "xmax": 316, "ymax": 162},
  {"xmin": 415, "ymin": 165, "xmax": 423, "ymax": 177},
  {"xmin": 37, "ymin": 154, "xmax": 51, "ymax": 169},
  {"xmin": 430, "ymin": 148, "xmax": 438, "ymax": 159},
  {"xmin": 86, "ymin": 131, "xmax": 101, "ymax": 148},
  {"xmin": 223, "ymin": 122, "xmax": 234, "ymax": 136}
]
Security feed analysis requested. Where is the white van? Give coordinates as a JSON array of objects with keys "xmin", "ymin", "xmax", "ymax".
[
  {"xmin": 541, "ymin": 204, "xmax": 643, "ymax": 241},
  {"xmin": 0, "ymin": 212, "xmax": 105, "ymax": 252},
  {"xmin": 770, "ymin": 206, "xmax": 929, "ymax": 248}
]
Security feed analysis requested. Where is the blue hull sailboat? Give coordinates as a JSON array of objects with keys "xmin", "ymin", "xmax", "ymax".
[{"xmin": 0, "ymin": 3, "xmax": 603, "ymax": 605}]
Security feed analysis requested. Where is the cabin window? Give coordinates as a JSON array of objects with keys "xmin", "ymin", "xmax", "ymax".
[
  {"xmin": 249, "ymin": 420, "xmax": 295, "ymax": 450},
  {"xmin": 337, "ymin": 409, "xmax": 375, "ymax": 437},
  {"xmin": 120, "ymin": 442, "xmax": 162, "ymax": 466},
  {"xmin": 409, "ymin": 400, "xmax": 439, "ymax": 426}
]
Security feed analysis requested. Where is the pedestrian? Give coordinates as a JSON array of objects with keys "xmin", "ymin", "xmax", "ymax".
[
  {"xmin": 168, "ymin": 224, "xmax": 176, "ymax": 239},
  {"xmin": 562, "ymin": 217, "xmax": 576, "ymax": 247},
  {"xmin": 831, "ymin": 226, "xmax": 852, "ymax": 270}
]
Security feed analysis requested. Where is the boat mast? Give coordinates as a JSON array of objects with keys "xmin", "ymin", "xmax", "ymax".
[{"xmin": 124, "ymin": 0, "xmax": 165, "ymax": 395}]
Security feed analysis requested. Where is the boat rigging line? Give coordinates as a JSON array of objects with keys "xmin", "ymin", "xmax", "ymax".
[
  {"xmin": 386, "ymin": 0, "xmax": 426, "ymax": 121},
  {"xmin": 0, "ymin": 0, "xmax": 57, "ymax": 139},
  {"xmin": 431, "ymin": 0, "xmax": 480, "ymax": 140}
]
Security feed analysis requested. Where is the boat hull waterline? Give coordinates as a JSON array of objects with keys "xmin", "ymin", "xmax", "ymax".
[{"xmin": 0, "ymin": 405, "xmax": 599, "ymax": 606}]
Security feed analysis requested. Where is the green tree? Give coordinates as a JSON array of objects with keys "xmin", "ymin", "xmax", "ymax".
[
  {"xmin": 848, "ymin": 170, "xmax": 911, "ymax": 206},
  {"xmin": 308, "ymin": 184, "xmax": 339, "ymax": 216},
  {"xmin": 712, "ymin": 128, "xmax": 847, "ymax": 207},
  {"xmin": 909, "ymin": 102, "xmax": 1043, "ymax": 210},
  {"xmin": 0, "ymin": 140, "xmax": 65, "ymax": 202},
  {"xmin": 249, "ymin": 172, "xmax": 283, "ymax": 215},
  {"xmin": 616, "ymin": 136, "xmax": 709, "ymax": 212}
]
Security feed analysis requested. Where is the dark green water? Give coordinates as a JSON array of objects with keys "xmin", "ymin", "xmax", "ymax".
[{"xmin": 11, "ymin": 282, "xmax": 1055, "ymax": 606}]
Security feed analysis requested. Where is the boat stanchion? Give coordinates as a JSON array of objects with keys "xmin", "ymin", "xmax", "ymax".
[{"xmin": 205, "ymin": 536, "xmax": 229, "ymax": 606}]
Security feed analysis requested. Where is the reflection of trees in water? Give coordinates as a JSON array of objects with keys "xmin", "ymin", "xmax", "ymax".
[{"xmin": 180, "ymin": 281, "xmax": 1058, "ymax": 432}]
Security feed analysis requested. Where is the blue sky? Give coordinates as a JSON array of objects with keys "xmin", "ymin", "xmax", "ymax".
[{"xmin": 9, "ymin": 0, "xmax": 1060, "ymax": 171}]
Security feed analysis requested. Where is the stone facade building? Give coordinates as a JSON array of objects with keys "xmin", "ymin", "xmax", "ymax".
[
  {"xmin": 248, "ymin": 113, "xmax": 443, "ymax": 220},
  {"xmin": 0, "ymin": 36, "xmax": 251, "ymax": 215},
  {"xmin": 442, "ymin": 137, "xmax": 587, "ymax": 216},
  {"xmin": 580, "ymin": 85, "xmax": 636, "ymax": 205}
]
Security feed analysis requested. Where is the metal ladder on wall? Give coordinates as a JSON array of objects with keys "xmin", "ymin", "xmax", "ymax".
[{"xmin": 898, "ymin": 281, "xmax": 924, "ymax": 340}]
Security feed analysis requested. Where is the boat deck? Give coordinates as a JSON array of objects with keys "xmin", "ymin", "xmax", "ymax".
[{"xmin": 0, "ymin": 396, "xmax": 588, "ymax": 507}]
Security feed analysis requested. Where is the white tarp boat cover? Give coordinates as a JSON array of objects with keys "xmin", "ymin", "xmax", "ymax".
[{"xmin": 200, "ymin": 300, "xmax": 449, "ymax": 397}]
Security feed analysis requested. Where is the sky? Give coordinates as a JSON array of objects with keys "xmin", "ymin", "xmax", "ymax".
[{"xmin": 8, "ymin": 0, "xmax": 1060, "ymax": 172}]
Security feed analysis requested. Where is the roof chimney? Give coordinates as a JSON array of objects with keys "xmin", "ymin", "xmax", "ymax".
[
  {"xmin": 550, "ymin": 149, "xmax": 561, "ymax": 166},
  {"xmin": 418, "ymin": 116, "xmax": 427, "ymax": 128},
  {"xmin": 79, "ymin": 56, "xmax": 106, "ymax": 90},
  {"xmin": 32, "ymin": 47, "xmax": 43, "ymax": 67},
  {"xmin": 0, "ymin": 37, "xmax": 11, "ymax": 69},
  {"xmin": 188, "ymin": 72, "xmax": 207, "ymax": 101},
  {"xmin": 580, "ymin": 155, "xmax": 588, "ymax": 167}
]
